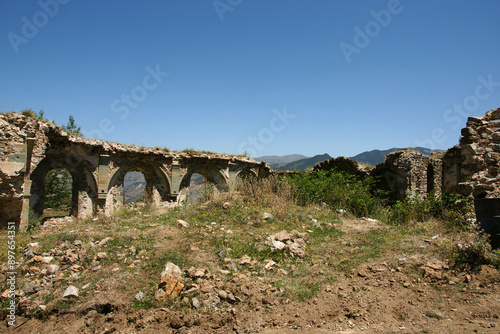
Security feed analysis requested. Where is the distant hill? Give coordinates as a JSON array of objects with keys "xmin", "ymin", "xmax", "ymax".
[
  {"xmin": 124, "ymin": 172, "xmax": 205, "ymax": 204},
  {"xmin": 273, "ymin": 154, "xmax": 332, "ymax": 171},
  {"xmin": 349, "ymin": 147, "xmax": 435, "ymax": 166},
  {"xmin": 254, "ymin": 154, "xmax": 307, "ymax": 165},
  {"xmin": 124, "ymin": 171, "xmax": 146, "ymax": 203}
]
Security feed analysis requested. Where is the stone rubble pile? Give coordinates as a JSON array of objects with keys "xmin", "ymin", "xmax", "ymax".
[
  {"xmin": 267, "ymin": 230, "xmax": 309, "ymax": 257},
  {"xmin": 152, "ymin": 260, "xmax": 283, "ymax": 311},
  {"xmin": 0, "ymin": 234, "xmax": 121, "ymax": 315}
]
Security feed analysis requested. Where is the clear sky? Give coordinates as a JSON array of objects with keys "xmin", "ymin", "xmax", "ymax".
[{"xmin": 1, "ymin": 0, "xmax": 500, "ymax": 158}]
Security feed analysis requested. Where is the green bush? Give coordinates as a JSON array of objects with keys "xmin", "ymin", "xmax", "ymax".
[
  {"xmin": 287, "ymin": 170, "xmax": 385, "ymax": 217},
  {"xmin": 387, "ymin": 192, "xmax": 472, "ymax": 228}
]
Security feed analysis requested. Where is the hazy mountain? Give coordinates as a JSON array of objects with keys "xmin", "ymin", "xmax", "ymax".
[
  {"xmin": 123, "ymin": 171, "xmax": 205, "ymax": 204},
  {"xmin": 254, "ymin": 154, "xmax": 307, "ymax": 165},
  {"xmin": 273, "ymin": 154, "xmax": 332, "ymax": 171},
  {"xmin": 349, "ymin": 147, "xmax": 435, "ymax": 166},
  {"xmin": 124, "ymin": 171, "xmax": 146, "ymax": 204}
]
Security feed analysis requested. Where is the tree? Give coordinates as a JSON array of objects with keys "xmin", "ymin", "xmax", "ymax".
[
  {"xmin": 44, "ymin": 168, "xmax": 72, "ymax": 212},
  {"xmin": 62, "ymin": 115, "xmax": 82, "ymax": 136}
]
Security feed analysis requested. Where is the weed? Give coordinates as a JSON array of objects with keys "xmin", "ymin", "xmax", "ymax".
[
  {"xmin": 446, "ymin": 227, "xmax": 500, "ymax": 271},
  {"xmin": 387, "ymin": 192, "xmax": 473, "ymax": 229}
]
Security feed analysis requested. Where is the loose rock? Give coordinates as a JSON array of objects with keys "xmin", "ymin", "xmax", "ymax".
[{"xmin": 62, "ymin": 285, "xmax": 79, "ymax": 298}]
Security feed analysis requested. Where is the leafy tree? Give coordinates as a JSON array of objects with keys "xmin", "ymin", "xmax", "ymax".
[
  {"xmin": 62, "ymin": 115, "xmax": 82, "ymax": 136},
  {"xmin": 44, "ymin": 168, "xmax": 72, "ymax": 211}
]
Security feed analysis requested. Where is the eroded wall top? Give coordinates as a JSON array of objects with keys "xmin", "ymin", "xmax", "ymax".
[{"xmin": 456, "ymin": 107, "xmax": 500, "ymax": 198}]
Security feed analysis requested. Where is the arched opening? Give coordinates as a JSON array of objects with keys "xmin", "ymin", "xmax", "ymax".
[
  {"xmin": 186, "ymin": 173, "xmax": 212, "ymax": 203},
  {"xmin": 179, "ymin": 166, "xmax": 228, "ymax": 204},
  {"xmin": 234, "ymin": 168, "xmax": 258, "ymax": 191},
  {"xmin": 106, "ymin": 161, "xmax": 171, "ymax": 215},
  {"xmin": 29, "ymin": 154, "xmax": 97, "ymax": 221},
  {"xmin": 43, "ymin": 167, "xmax": 74, "ymax": 217},
  {"xmin": 124, "ymin": 171, "xmax": 146, "ymax": 204}
]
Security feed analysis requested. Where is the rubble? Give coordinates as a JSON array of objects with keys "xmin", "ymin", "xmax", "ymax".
[
  {"xmin": 62, "ymin": 286, "xmax": 79, "ymax": 298},
  {"xmin": 267, "ymin": 230, "xmax": 309, "ymax": 257}
]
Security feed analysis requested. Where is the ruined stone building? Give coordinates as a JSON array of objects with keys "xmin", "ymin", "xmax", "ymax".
[
  {"xmin": 0, "ymin": 113, "xmax": 270, "ymax": 229},
  {"xmin": 314, "ymin": 108, "xmax": 500, "ymax": 202},
  {"xmin": 2, "ymin": 107, "xmax": 500, "ymax": 229}
]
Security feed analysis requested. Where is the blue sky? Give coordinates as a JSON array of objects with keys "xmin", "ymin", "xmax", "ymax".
[{"xmin": 1, "ymin": 0, "xmax": 500, "ymax": 158}]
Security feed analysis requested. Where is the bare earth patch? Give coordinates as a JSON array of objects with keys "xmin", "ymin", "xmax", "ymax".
[{"xmin": 1, "ymin": 207, "xmax": 499, "ymax": 333}]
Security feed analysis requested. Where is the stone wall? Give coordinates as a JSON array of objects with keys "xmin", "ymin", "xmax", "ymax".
[
  {"xmin": 0, "ymin": 112, "xmax": 270, "ymax": 228},
  {"xmin": 311, "ymin": 108, "xmax": 500, "ymax": 202},
  {"xmin": 370, "ymin": 150, "xmax": 441, "ymax": 202},
  {"xmin": 446, "ymin": 107, "xmax": 500, "ymax": 198},
  {"xmin": 313, "ymin": 151, "xmax": 442, "ymax": 203}
]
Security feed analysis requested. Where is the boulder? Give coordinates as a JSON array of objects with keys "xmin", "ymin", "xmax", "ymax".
[
  {"xmin": 162, "ymin": 262, "xmax": 183, "ymax": 280},
  {"xmin": 262, "ymin": 212, "xmax": 273, "ymax": 220},
  {"xmin": 176, "ymin": 219, "xmax": 189, "ymax": 228},
  {"xmin": 62, "ymin": 285, "xmax": 79, "ymax": 298},
  {"xmin": 156, "ymin": 273, "xmax": 184, "ymax": 301}
]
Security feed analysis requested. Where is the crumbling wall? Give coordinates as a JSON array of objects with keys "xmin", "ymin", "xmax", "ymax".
[
  {"xmin": 0, "ymin": 112, "xmax": 270, "ymax": 228},
  {"xmin": 369, "ymin": 150, "xmax": 441, "ymax": 202},
  {"xmin": 450, "ymin": 107, "xmax": 500, "ymax": 198},
  {"xmin": 0, "ymin": 114, "xmax": 39, "ymax": 228}
]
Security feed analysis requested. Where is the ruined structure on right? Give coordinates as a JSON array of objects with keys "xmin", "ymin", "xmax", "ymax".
[
  {"xmin": 316, "ymin": 107, "xmax": 500, "ymax": 202},
  {"xmin": 444, "ymin": 107, "xmax": 500, "ymax": 199}
]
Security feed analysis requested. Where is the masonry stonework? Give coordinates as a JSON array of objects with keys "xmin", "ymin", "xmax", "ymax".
[
  {"xmin": 2, "ymin": 107, "xmax": 500, "ymax": 229},
  {"xmin": 446, "ymin": 107, "xmax": 500, "ymax": 198},
  {"xmin": 0, "ymin": 113, "xmax": 270, "ymax": 229}
]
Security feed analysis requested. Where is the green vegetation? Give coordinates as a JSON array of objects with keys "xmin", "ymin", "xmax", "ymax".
[
  {"xmin": 20, "ymin": 109, "xmax": 82, "ymax": 136},
  {"xmin": 61, "ymin": 115, "xmax": 82, "ymax": 136},
  {"xmin": 387, "ymin": 192, "xmax": 473, "ymax": 229},
  {"xmin": 44, "ymin": 168, "xmax": 72, "ymax": 212},
  {"xmin": 287, "ymin": 169, "xmax": 387, "ymax": 217}
]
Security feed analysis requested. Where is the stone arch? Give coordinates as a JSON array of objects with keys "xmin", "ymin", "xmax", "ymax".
[
  {"xmin": 106, "ymin": 160, "xmax": 171, "ymax": 215},
  {"xmin": 235, "ymin": 168, "xmax": 258, "ymax": 188},
  {"xmin": 179, "ymin": 165, "xmax": 228, "ymax": 193},
  {"xmin": 29, "ymin": 153, "xmax": 97, "ymax": 220},
  {"xmin": 236, "ymin": 168, "xmax": 258, "ymax": 180}
]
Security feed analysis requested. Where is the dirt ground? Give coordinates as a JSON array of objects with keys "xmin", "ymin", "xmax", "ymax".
[{"xmin": 2, "ymin": 216, "xmax": 500, "ymax": 334}]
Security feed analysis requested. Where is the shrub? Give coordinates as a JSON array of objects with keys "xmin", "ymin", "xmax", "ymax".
[
  {"xmin": 287, "ymin": 170, "xmax": 385, "ymax": 217},
  {"xmin": 448, "ymin": 226, "xmax": 500, "ymax": 271},
  {"xmin": 387, "ymin": 192, "xmax": 472, "ymax": 228}
]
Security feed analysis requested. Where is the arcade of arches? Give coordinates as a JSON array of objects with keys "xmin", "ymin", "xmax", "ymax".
[{"xmin": 0, "ymin": 113, "xmax": 270, "ymax": 228}]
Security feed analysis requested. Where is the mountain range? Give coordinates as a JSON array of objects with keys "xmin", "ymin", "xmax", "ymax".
[{"xmin": 255, "ymin": 147, "xmax": 437, "ymax": 171}]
